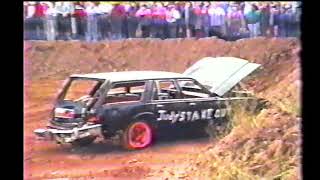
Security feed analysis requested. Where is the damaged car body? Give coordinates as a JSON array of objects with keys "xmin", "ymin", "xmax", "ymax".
[{"xmin": 34, "ymin": 57, "xmax": 262, "ymax": 150}]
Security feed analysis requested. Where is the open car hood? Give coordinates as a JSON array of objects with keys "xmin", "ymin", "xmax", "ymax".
[{"xmin": 183, "ymin": 57, "xmax": 261, "ymax": 96}]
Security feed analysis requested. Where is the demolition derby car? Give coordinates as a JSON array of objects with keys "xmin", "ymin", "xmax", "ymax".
[{"xmin": 34, "ymin": 57, "xmax": 261, "ymax": 150}]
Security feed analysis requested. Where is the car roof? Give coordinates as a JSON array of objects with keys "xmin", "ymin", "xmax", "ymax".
[{"xmin": 70, "ymin": 71, "xmax": 190, "ymax": 82}]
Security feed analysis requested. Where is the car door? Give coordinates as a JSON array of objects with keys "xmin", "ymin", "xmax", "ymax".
[
  {"xmin": 150, "ymin": 79, "xmax": 190, "ymax": 129},
  {"xmin": 175, "ymin": 78, "xmax": 228, "ymax": 127}
]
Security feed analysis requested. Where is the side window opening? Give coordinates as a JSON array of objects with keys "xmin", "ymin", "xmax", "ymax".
[
  {"xmin": 177, "ymin": 79, "xmax": 210, "ymax": 98},
  {"xmin": 153, "ymin": 80, "xmax": 180, "ymax": 100},
  {"xmin": 103, "ymin": 81, "xmax": 146, "ymax": 104}
]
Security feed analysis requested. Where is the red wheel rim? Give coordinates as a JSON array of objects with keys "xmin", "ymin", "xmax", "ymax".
[{"xmin": 128, "ymin": 122, "xmax": 152, "ymax": 148}]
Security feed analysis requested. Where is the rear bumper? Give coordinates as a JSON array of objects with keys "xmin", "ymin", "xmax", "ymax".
[{"xmin": 34, "ymin": 124, "xmax": 103, "ymax": 144}]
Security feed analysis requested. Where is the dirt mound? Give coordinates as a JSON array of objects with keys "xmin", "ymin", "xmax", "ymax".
[
  {"xmin": 25, "ymin": 37, "xmax": 300, "ymax": 108},
  {"xmin": 24, "ymin": 37, "xmax": 301, "ymax": 179},
  {"xmin": 25, "ymin": 38, "xmax": 299, "ymax": 79}
]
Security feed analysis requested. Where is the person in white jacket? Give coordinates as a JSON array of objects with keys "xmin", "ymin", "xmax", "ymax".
[
  {"xmin": 45, "ymin": 2, "xmax": 57, "ymax": 41},
  {"xmin": 166, "ymin": 4, "xmax": 181, "ymax": 38},
  {"xmin": 85, "ymin": 2, "xmax": 100, "ymax": 42},
  {"xmin": 24, "ymin": 2, "xmax": 36, "ymax": 40},
  {"xmin": 208, "ymin": 2, "xmax": 226, "ymax": 38}
]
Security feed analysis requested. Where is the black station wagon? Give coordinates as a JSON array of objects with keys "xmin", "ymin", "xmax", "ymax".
[{"xmin": 34, "ymin": 57, "xmax": 261, "ymax": 150}]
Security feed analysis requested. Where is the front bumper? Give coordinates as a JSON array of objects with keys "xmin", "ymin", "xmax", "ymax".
[{"xmin": 34, "ymin": 124, "xmax": 103, "ymax": 144}]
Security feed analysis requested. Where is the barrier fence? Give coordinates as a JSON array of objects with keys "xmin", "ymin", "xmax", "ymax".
[{"xmin": 23, "ymin": 1, "xmax": 301, "ymax": 41}]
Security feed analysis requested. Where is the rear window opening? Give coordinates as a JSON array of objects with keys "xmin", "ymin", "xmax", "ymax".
[
  {"xmin": 103, "ymin": 81, "xmax": 146, "ymax": 104},
  {"xmin": 63, "ymin": 79, "xmax": 102, "ymax": 101}
]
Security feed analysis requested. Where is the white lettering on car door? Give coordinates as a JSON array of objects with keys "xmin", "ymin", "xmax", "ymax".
[{"xmin": 157, "ymin": 108, "xmax": 227, "ymax": 123}]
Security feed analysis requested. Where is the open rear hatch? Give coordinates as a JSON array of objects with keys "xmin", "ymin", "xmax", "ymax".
[{"xmin": 183, "ymin": 57, "xmax": 261, "ymax": 96}]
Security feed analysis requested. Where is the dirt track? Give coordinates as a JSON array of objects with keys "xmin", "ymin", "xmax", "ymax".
[
  {"xmin": 24, "ymin": 37, "xmax": 301, "ymax": 179},
  {"xmin": 24, "ymin": 81, "xmax": 211, "ymax": 179}
]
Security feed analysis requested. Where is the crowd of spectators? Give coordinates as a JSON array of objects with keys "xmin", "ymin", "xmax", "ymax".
[{"xmin": 23, "ymin": 1, "xmax": 301, "ymax": 41}]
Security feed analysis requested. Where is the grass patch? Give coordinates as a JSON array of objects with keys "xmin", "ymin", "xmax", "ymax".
[{"xmin": 190, "ymin": 99, "xmax": 300, "ymax": 180}]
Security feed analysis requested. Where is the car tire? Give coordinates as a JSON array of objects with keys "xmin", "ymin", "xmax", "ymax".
[
  {"xmin": 71, "ymin": 136, "xmax": 96, "ymax": 147},
  {"xmin": 121, "ymin": 120, "xmax": 154, "ymax": 150}
]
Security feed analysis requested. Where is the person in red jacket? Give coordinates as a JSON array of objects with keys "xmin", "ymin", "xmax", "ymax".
[
  {"xmin": 110, "ymin": 3, "xmax": 126, "ymax": 40},
  {"xmin": 74, "ymin": 2, "xmax": 87, "ymax": 40},
  {"xmin": 34, "ymin": 2, "xmax": 48, "ymax": 40},
  {"xmin": 192, "ymin": 2, "xmax": 203, "ymax": 38}
]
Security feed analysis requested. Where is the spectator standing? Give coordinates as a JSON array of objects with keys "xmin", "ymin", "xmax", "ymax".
[
  {"xmin": 259, "ymin": 4, "xmax": 271, "ymax": 36},
  {"xmin": 111, "ymin": 3, "xmax": 126, "ymax": 40},
  {"xmin": 34, "ymin": 2, "xmax": 48, "ymax": 40},
  {"xmin": 175, "ymin": 2, "xmax": 185, "ymax": 38},
  {"xmin": 244, "ymin": 4, "xmax": 261, "ymax": 38},
  {"xmin": 67, "ymin": 2, "xmax": 76, "ymax": 40},
  {"xmin": 44, "ymin": 2, "xmax": 57, "ymax": 41},
  {"xmin": 284, "ymin": 4, "xmax": 298, "ymax": 37},
  {"xmin": 243, "ymin": 2, "xmax": 252, "ymax": 15},
  {"xmin": 24, "ymin": 2, "xmax": 27, "ymax": 20},
  {"xmin": 74, "ymin": 2, "xmax": 87, "ymax": 40},
  {"xmin": 85, "ymin": 2, "xmax": 100, "ymax": 42},
  {"xmin": 24, "ymin": 2, "xmax": 36, "ymax": 40},
  {"xmin": 293, "ymin": 2, "xmax": 301, "ymax": 37},
  {"xmin": 121, "ymin": 3, "xmax": 130, "ymax": 39},
  {"xmin": 166, "ymin": 4, "xmax": 181, "ymax": 38},
  {"xmin": 183, "ymin": 2, "xmax": 195, "ymax": 38},
  {"xmin": 193, "ymin": 2, "xmax": 203, "ymax": 38},
  {"xmin": 149, "ymin": 3, "xmax": 157, "ymax": 38},
  {"xmin": 220, "ymin": 2, "xmax": 230, "ymax": 14},
  {"xmin": 277, "ymin": 6, "xmax": 288, "ymax": 37},
  {"xmin": 127, "ymin": 3, "xmax": 139, "ymax": 38},
  {"xmin": 136, "ymin": 5, "xmax": 152, "ymax": 38},
  {"xmin": 208, "ymin": 2, "xmax": 226, "ymax": 39},
  {"xmin": 269, "ymin": 4, "xmax": 280, "ymax": 37},
  {"xmin": 55, "ymin": 2, "xmax": 72, "ymax": 40},
  {"xmin": 200, "ymin": 2, "xmax": 210, "ymax": 38},
  {"xmin": 226, "ymin": 3, "xmax": 245, "ymax": 40},
  {"xmin": 150, "ymin": 2, "xmax": 166, "ymax": 39},
  {"xmin": 96, "ymin": 2, "xmax": 112, "ymax": 40}
]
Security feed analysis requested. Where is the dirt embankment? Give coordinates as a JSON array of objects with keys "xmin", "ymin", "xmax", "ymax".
[
  {"xmin": 25, "ymin": 37, "xmax": 301, "ymax": 110},
  {"xmin": 24, "ymin": 37, "xmax": 301, "ymax": 179}
]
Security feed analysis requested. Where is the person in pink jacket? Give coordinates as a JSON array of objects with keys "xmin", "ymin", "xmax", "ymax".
[
  {"xmin": 150, "ymin": 2, "xmax": 166, "ymax": 39},
  {"xmin": 136, "ymin": 5, "xmax": 152, "ymax": 38}
]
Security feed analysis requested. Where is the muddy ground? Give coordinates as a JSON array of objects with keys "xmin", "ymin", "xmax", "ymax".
[{"xmin": 24, "ymin": 37, "xmax": 301, "ymax": 179}]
